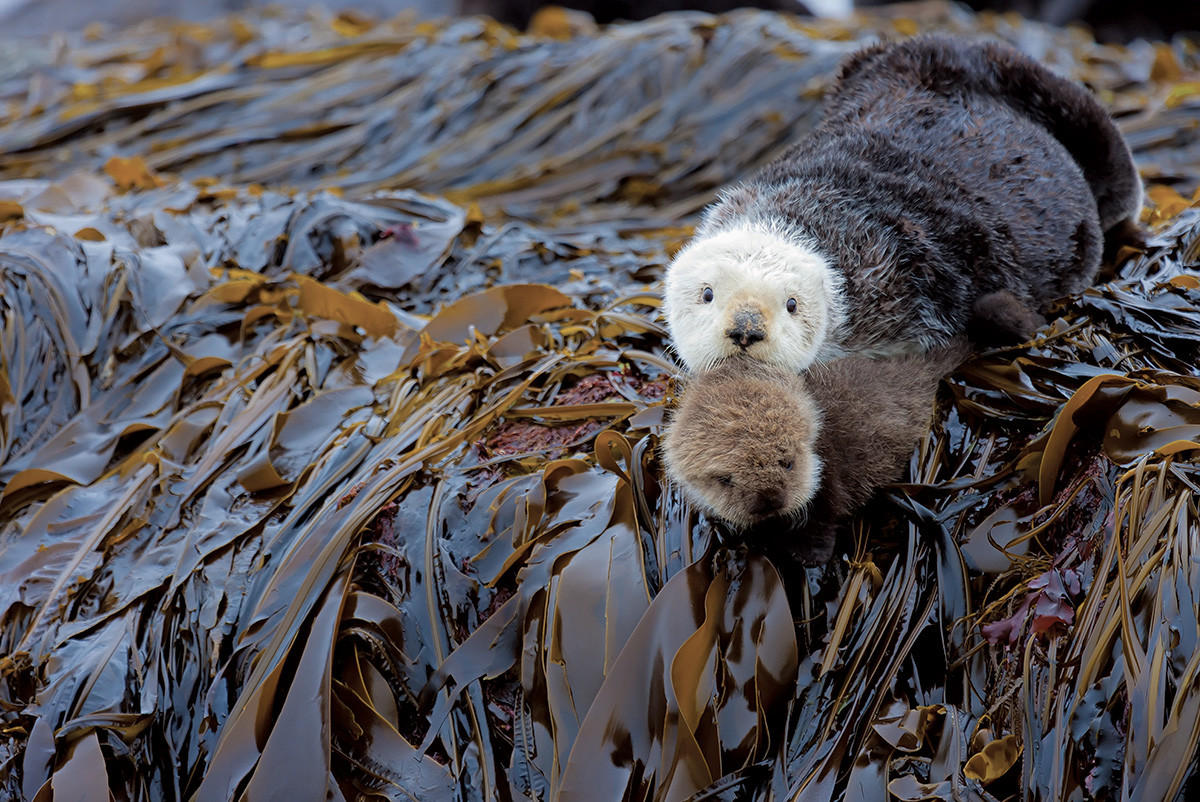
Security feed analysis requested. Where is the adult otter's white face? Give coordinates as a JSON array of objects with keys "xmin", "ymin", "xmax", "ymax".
[
  {"xmin": 663, "ymin": 226, "xmax": 840, "ymax": 373},
  {"xmin": 662, "ymin": 357, "xmax": 823, "ymax": 529}
]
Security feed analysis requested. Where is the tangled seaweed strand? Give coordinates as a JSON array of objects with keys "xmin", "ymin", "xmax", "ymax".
[{"xmin": 2, "ymin": 3, "xmax": 1200, "ymax": 801}]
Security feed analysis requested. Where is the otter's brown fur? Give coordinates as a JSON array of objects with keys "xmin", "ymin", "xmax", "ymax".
[
  {"xmin": 784, "ymin": 343, "xmax": 967, "ymax": 562},
  {"xmin": 663, "ymin": 344, "xmax": 968, "ymax": 563},
  {"xmin": 662, "ymin": 357, "xmax": 823, "ymax": 531},
  {"xmin": 688, "ymin": 35, "xmax": 1143, "ymax": 361}
]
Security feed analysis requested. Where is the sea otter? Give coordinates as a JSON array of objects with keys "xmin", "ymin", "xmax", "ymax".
[
  {"xmin": 661, "ymin": 344, "xmax": 967, "ymax": 563},
  {"xmin": 663, "ymin": 34, "xmax": 1142, "ymax": 373}
]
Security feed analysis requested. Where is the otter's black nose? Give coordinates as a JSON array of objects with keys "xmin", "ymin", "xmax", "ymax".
[{"xmin": 727, "ymin": 309, "xmax": 766, "ymax": 349}]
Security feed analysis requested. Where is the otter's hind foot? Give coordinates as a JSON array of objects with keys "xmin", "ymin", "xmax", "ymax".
[
  {"xmin": 968, "ymin": 290, "xmax": 1045, "ymax": 346},
  {"xmin": 1101, "ymin": 217, "xmax": 1148, "ymax": 277}
]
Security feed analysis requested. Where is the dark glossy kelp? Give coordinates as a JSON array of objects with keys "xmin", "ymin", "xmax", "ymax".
[
  {"xmin": 1, "ymin": 3, "xmax": 1198, "ymax": 224},
  {"xmin": 2, "ymin": 4, "xmax": 1200, "ymax": 802}
]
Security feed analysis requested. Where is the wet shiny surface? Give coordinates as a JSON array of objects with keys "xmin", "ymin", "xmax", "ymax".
[{"xmin": 1, "ymin": 4, "xmax": 1200, "ymax": 800}]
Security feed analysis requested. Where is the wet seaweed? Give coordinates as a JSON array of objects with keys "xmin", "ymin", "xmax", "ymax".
[{"xmin": 2, "ymin": 3, "xmax": 1200, "ymax": 801}]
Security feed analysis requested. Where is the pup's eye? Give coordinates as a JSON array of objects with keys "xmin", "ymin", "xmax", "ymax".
[
  {"xmin": 780, "ymin": 460, "xmax": 794, "ymax": 471},
  {"xmin": 716, "ymin": 474, "xmax": 734, "ymax": 487},
  {"xmin": 786, "ymin": 298, "xmax": 797, "ymax": 314},
  {"xmin": 702, "ymin": 287, "xmax": 714, "ymax": 304}
]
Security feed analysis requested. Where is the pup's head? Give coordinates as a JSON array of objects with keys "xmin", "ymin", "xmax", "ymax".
[
  {"xmin": 661, "ymin": 356, "xmax": 822, "ymax": 529},
  {"xmin": 663, "ymin": 226, "xmax": 839, "ymax": 373}
]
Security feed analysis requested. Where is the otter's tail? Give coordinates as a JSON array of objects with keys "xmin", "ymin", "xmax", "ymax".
[
  {"xmin": 835, "ymin": 36, "xmax": 1143, "ymax": 234},
  {"xmin": 978, "ymin": 40, "xmax": 1143, "ymax": 233}
]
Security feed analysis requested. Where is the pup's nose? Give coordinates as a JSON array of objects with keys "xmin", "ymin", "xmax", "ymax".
[
  {"xmin": 727, "ymin": 308, "xmax": 766, "ymax": 349},
  {"xmin": 749, "ymin": 488, "xmax": 786, "ymax": 517}
]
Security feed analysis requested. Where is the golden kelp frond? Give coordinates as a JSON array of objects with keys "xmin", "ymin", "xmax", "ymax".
[
  {"xmin": 0, "ymin": 171, "xmax": 676, "ymax": 799},
  {"xmin": 925, "ymin": 208, "xmax": 1200, "ymax": 802},
  {"xmin": 2, "ymin": 5, "xmax": 1200, "ymax": 802},
  {"xmin": 1, "ymin": 4, "xmax": 1198, "ymax": 225}
]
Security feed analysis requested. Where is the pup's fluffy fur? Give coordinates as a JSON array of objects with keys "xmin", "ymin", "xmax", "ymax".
[
  {"xmin": 662, "ymin": 344, "xmax": 967, "ymax": 563},
  {"xmin": 662, "ymin": 356, "xmax": 824, "ymax": 530},
  {"xmin": 663, "ymin": 34, "xmax": 1142, "ymax": 373}
]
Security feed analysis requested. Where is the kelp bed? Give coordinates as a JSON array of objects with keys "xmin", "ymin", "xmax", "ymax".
[{"xmin": 1, "ymin": 3, "xmax": 1200, "ymax": 801}]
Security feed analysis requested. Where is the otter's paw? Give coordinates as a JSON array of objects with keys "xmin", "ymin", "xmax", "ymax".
[
  {"xmin": 793, "ymin": 523, "xmax": 838, "ymax": 566},
  {"xmin": 762, "ymin": 521, "xmax": 838, "ymax": 566},
  {"xmin": 1102, "ymin": 217, "xmax": 1147, "ymax": 270},
  {"xmin": 968, "ymin": 290, "xmax": 1044, "ymax": 346}
]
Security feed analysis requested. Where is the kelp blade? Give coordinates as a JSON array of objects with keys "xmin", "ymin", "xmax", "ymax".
[{"xmin": 1, "ymin": 5, "xmax": 1200, "ymax": 802}]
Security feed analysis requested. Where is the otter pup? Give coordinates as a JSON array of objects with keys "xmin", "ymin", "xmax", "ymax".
[
  {"xmin": 663, "ymin": 35, "xmax": 1142, "ymax": 373},
  {"xmin": 661, "ymin": 344, "xmax": 967, "ymax": 563},
  {"xmin": 663, "ymin": 355, "xmax": 824, "ymax": 530}
]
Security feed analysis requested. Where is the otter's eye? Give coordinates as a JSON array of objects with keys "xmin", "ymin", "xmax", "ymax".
[
  {"xmin": 780, "ymin": 460, "xmax": 794, "ymax": 471},
  {"xmin": 786, "ymin": 298, "xmax": 798, "ymax": 314},
  {"xmin": 702, "ymin": 287, "xmax": 714, "ymax": 304},
  {"xmin": 716, "ymin": 474, "xmax": 734, "ymax": 487}
]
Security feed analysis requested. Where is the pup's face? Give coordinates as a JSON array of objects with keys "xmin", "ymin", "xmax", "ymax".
[
  {"xmin": 663, "ymin": 227, "xmax": 836, "ymax": 373},
  {"xmin": 662, "ymin": 358, "xmax": 822, "ymax": 529}
]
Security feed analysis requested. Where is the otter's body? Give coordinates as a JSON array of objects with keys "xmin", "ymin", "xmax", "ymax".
[
  {"xmin": 783, "ymin": 344, "xmax": 966, "ymax": 563},
  {"xmin": 664, "ymin": 35, "xmax": 1142, "ymax": 372},
  {"xmin": 662, "ymin": 345, "xmax": 966, "ymax": 563}
]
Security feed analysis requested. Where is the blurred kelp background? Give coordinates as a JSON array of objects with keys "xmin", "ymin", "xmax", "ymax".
[{"xmin": 1, "ymin": 1, "xmax": 1200, "ymax": 800}]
